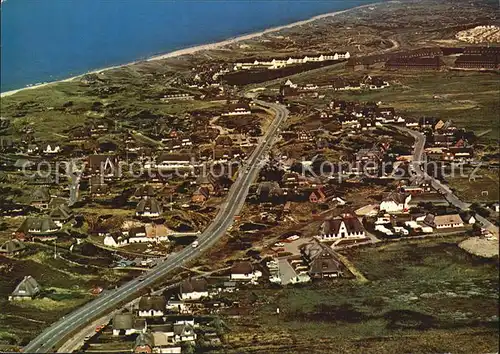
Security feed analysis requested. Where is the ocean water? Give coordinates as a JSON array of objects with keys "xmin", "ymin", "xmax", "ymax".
[{"xmin": 1, "ymin": 0, "xmax": 378, "ymax": 92}]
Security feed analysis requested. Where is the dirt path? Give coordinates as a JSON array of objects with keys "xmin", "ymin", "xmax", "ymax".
[{"xmin": 334, "ymin": 251, "xmax": 368, "ymax": 283}]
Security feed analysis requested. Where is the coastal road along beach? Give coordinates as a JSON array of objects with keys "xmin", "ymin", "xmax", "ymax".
[{"xmin": 24, "ymin": 100, "xmax": 289, "ymax": 353}]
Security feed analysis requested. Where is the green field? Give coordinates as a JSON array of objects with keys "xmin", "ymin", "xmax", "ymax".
[
  {"xmin": 224, "ymin": 236, "xmax": 499, "ymax": 353},
  {"xmin": 447, "ymin": 167, "xmax": 500, "ymax": 203}
]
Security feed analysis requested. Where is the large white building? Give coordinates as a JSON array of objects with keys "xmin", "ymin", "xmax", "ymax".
[
  {"xmin": 234, "ymin": 52, "xmax": 351, "ymax": 70},
  {"xmin": 379, "ymin": 193, "xmax": 411, "ymax": 214},
  {"xmin": 318, "ymin": 213, "xmax": 366, "ymax": 241}
]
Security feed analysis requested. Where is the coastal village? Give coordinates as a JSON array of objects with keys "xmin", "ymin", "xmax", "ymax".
[{"xmin": 0, "ymin": 0, "xmax": 499, "ymax": 353}]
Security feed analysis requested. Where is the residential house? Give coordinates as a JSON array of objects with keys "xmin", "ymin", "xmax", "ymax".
[
  {"xmin": 145, "ymin": 223, "xmax": 170, "ymax": 242},
  {"xmin": 432, "ymin": 134, "xmax": 455, "ymax": 147},
  {"xmin": 9, "ymin": 276, "xmax": 40, "ymax": 301},
  {"xmin": 87, "ymin": 154, "xmax": 119, "ymax": 178},
  {"xmin": 90, "ymin": 181, "xmax": 110, "ymax": 197},
  {"xmin": 112, "ymin": 313, "xmax": 147, "ymax": 336},
  {"xmin": 355, "ymin": 147, "xmax": 383, "ymax": 163},
  {"xmin": 196, "ymin": 173, "xmax": 220, "ymax": 194},
  {"xmin": 16, "ymin": 216, "xmax": 59, "ymax": 240},
  {"xmin": 104, "ymin": 234, "xmax": 122, "ymax": 248},
  {"xmin": 405, "ymin": 117, "xmax": 419, "ymax": 128},
  {"xmin": 379, "ymin": 193, "xmax": 411, "ymax": 214},
  {"xmin": 43, "ymin": 144, "xmax": 61, "ymax": 154},
  {"xmin": 127, "ymin": 226, "xmax": 149, "ymax": 243},
  {"xmin": 400, "ymin": 185, "xmax": 425, "ymax": 195},
  {"xmin": 135, "ymin": 185, "xmax": 156, "ymax": 199},
  {"xmin": 434, "ymin": 119, "xmax": 445, "ymax": 131},
  {"xmin": 448, "ymin": 147, "xmax": 474, "ymax": 161},
  {"xmin": 221, "ymin": 103, "xmax": 251, "ymax": 116},
  {"xmin": 255, "ymin": 181, "xmax": 284, "ymax": 203},
  {"xmin": 192, "ymin": 187, "xmax": 210, "ymax": 203},
  {"xmin": 134, "ymin": 332, "xmax": 154, "ymax": 354},
  {"xmin": 0, "ymin": 239, "xmax": 26, "ymax": 254},
  {"xmin": 26, "ymin": 144, "xmax": 39, "ymax": 155},
  {"xmin": 215, "ymin": 135, "xmax": 233, "ymax": 147},
  {"xmin": 136, "ymin": 197, "xmax": 162, "ymax": 218},
  {"xmin": 281, "ymin": 172, "xmax": 302, "ymax": 189},
  {"xmin": 49, "ymin": 203, "xmax": 73, "ymax": 227},
  {"xmin": 138, "ymin": 296, "xmax": 167, "ymax": 317},
  {"xmin": 309, "ymin": 185, "xmax": 336, "ymax": 203},
  {"xmin": 318, "ymin": 212, "xmax": 366, "ymax": 240},
  {"xmin": 230, "ymin": 261, "xmax": 262, "ymax": 281},
  {"xmin": 151, "ymin": 329, "xmax": 182, "ymax": 353},
  {"xmin": 424, "ymin": 213, "xmax": 464, "ymax": 229},
  {"xmin": 173, "ymin": 323, "xmax": 197, "ymax": 343},
  {"xmin": 300, "ymin": 242, "xmax": 343, "ymax": 278},
  {"xmin": 179, "ymin": 278, "xmax": 209, "ymax": 301},
  {"xmin": 419, "ymin": 117, "xmax": 438, "ymax": 130},
  {"xmin": 298, "ymin": 131, "xmax": 313, "ymax": 142},
  {"xmin": 30, "ymin": 187, "xmax": 51, "ymax": 209},
  {"xmin": 460, "ymin": 211, "xmax": 476, "ymax": 225}
]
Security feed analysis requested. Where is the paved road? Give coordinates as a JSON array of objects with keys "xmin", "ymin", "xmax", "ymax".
[
  {"xmin": 24, "ymin": 100, "xmax": 288, "ymax": 353},
  {"xmin": 398, "ymin": 126, "xmax": 498, "ymax": 236}
]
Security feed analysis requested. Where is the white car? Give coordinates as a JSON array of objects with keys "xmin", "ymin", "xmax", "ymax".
[
  {"xmin": 274, "ymin": 242, "xmax": 285, "ymax": 247},
  {"xmin": 191, "ymin": 240, "xmax": 199, "ymax": 248}
]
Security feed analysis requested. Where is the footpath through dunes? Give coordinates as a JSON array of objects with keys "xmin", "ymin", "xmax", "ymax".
[{"xmin": 23, "ymin": 100, "xmax": 289, "ymax": 353}]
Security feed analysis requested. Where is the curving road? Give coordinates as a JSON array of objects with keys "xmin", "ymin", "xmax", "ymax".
[{"xmin": 24, "ymin": 100, "xmax": 289, "ymax": 353}]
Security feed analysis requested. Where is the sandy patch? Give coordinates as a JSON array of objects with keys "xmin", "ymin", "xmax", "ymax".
[{"xmin": 459, "ymin": 236, "xmax": 499, "ymax": 258}]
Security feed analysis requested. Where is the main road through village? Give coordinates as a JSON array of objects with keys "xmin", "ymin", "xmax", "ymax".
[{"xmin": 24, "ymin": 100, "xmax": 289, "ymax": 353}]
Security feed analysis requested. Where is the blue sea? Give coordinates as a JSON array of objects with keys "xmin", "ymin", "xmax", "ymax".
[{"xmin": 1, "ymin": 0, "xmax": 379, "ymax": 92}]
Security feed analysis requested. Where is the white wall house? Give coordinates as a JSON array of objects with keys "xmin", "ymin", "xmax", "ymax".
[
  {"xmin": 137, "ymin": 296, "xmax": 166, "ymax": 318},
  {"xmin": 234, "ymin": 52, "xmax": 350, "ymax": 70},
  {"xmin": 221, "ymin": 107, "xmax": 251, "ymax": 116},
  {"xmin": 318, "ymin": 214, "xmax": 366, "ymax": 241},
  {"xmin": 103, "ymin": 235, "xmax": 120, "ymax": 247},
  {"xmin": 379, "ymin": 194, "xmax": 411, "ymax": 214},
  {"xmin": 179, "ymin": 279, "xmax": 209, "ymax": 301},
  {"xmin": 424, "ymin": 214, "xmax": 464, "ymax": 229},
  {"xmin": 230, "ymin": 261, "xmax": 262, "ymax": 281},
  {"xmin": 43, "ymin": 144, "xmax": 61, "ymax": 154}
]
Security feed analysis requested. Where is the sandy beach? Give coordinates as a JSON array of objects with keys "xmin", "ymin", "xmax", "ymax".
[{"xmin": 0, "ymin": 1, "xmax": 384, "ymax": 98}]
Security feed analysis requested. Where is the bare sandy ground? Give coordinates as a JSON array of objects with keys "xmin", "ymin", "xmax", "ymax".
[
  {"xmin": 0, "ymin": 1, "xmax": 387, "ymax": 98},
  {"xmin": 459, "ymin": 236, "xmax": 499, "ymax": 258}
]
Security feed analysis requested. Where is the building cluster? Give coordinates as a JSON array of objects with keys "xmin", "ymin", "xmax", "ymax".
[
  {"xmin": 267, "ymin": 239, "xmax": 346, "ymax": 285},
  {"xmin": 360, "ymin": 178, "xmax": 477, "ymax": 237},
  {"xmin": 346, "ymin": 46, "xmax": 500, "ymax": 70},
  {"xmin": 280, "ymin": 75, "xmax": 390, "ymax": 97},
  {"xmin": 233, "ymin": 52, "xmax": 351, "ymax": 70},
  {"xmin": 4, "ymin": 98, "xmax": 267, "ymax": 253},
  {"xmin": 84, "ymin": 261, "xmax": 264, "ymax": 353},
  {"xmin": 420, "ymin": 117, "xmax": 474, "ymax": 162},
  {"xmin": 456, "ymin": 25, "xmax": 500, "ymax": 44}
]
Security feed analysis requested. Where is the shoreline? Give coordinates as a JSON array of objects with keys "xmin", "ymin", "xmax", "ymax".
[{"xmin": 0, "ymin": 1, "xmax": 385, "ymax": 98}]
